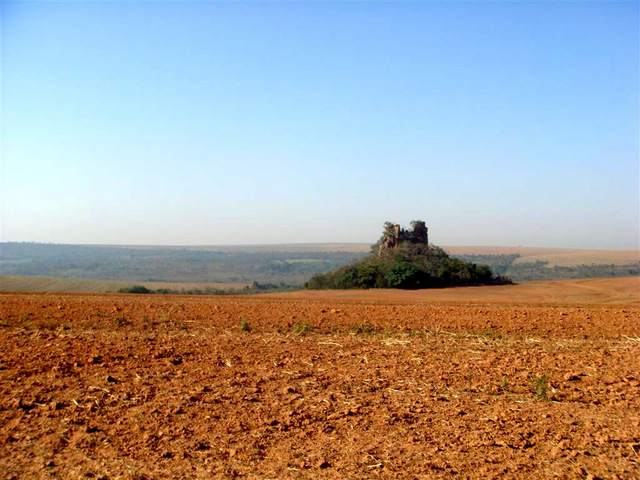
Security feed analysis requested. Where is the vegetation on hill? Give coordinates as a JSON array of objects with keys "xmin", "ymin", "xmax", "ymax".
[{"xmin": 305, "ymin": 221, "xmax": 511, "ymax": 289}]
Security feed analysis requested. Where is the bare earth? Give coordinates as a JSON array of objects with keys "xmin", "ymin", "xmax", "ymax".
[
  {"xmin": 269, "ymin": 277, "xmax": 640, "ymax": 306},
  {"xmin": 1, "ymin": 278, "xmax": 639, "ymax": 479}
]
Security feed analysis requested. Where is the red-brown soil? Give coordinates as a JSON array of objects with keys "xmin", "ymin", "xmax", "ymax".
[
  {"xmin": 1, "ymin": 287, "xmax": 638, "ymax": 479},
  {"xmin": 268, "ymin": 277, "xmax": 640, "ymax": 306}
]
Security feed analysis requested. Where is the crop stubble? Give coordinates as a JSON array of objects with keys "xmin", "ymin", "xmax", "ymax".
[{"xmin": 0, "ymin": 289, "xmax": 638, "ymax": 479}]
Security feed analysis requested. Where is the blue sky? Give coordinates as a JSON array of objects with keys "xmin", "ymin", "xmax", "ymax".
[{"xmin": 2, "ymin": 1, "xmax": 638, "ymax": 248}]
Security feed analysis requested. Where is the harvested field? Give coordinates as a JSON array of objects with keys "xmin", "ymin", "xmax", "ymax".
[
  {"xmin": 444, "ymin": 246, "xmax": 640, "ymax": 267},
  {"xmin": 510, "ymin": 250, "xmax": 640, "ymax": 268},
  {"xmin": 1, "ymin": 282, "xmax": 639, "ymax": 479},
  {"xmin": 270, "ymin": 277, "xmax": 640, "ymax": 306},
  {"xmin": 0, "ymin": 276, "xmax": 249, "ymax": 294}
]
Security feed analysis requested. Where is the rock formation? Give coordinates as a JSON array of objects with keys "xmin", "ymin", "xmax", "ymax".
[{"xmin": 378, "ymin": 220, "xmax": 429, "ymax": 256}]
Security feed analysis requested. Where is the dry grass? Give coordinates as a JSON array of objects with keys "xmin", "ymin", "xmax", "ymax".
[{"xmin": 511, "ymin": 250, "xmax": 639, "ymax": 267}]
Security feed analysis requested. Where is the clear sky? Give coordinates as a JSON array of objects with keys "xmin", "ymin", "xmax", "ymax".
[{"xmin": 2, "ymin": 1, "xmax": 638, "ymax": 249}]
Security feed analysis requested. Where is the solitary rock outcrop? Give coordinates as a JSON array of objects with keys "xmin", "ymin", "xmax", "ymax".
[{"xmin": 378, "ymin": 220, "xmax": 429, "ymax": 255}]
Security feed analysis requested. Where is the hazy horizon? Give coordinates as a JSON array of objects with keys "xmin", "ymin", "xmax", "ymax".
[
  {"xmin": 2, "ymin": 240, "xmax": 638, "ymax": 254},
  {"xmin": 2, "ymin": 1, "xmax": 638, "ymax": 250}
]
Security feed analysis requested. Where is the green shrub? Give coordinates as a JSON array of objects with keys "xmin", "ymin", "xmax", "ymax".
[{"xmin": 117, "ymin": 285, "xmax": 151, "ymax": 294}]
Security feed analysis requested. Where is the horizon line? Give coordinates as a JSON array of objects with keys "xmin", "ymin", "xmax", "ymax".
[{"xmin": 1, "ymin": 241, "xmax": 638, "ymax": 252}]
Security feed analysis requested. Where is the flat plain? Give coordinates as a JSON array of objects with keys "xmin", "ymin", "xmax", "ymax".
[
  {"xmin": 0, "ymin": 276, "xmax": 249, "ymax": 294},
  {"xmin": 443, "ymin": 246, "xmax": 640, "ymax": 267},
  {"xmin": 1, "ymin": 277, "xmax": 638, "ymax": 478}
]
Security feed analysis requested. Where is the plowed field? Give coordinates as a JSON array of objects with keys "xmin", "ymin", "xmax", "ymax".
[{"xmin": 1, "ymin": 280, "xmax": 639, "ymax": 479}]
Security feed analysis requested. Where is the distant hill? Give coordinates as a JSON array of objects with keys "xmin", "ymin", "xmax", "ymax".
[
  {"xmin": 304, "ymin": 221, "xmax": 510, "ymax": 290},
  {"xmin": 1, "ymin": 241, "xmax": 637, "ymax": 291}
]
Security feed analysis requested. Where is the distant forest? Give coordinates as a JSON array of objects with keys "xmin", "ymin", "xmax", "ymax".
[
  {"xmin": 0, "ymin": 243, "xmax": 366, "ymax": 285},
  {"xmin": 1, "ymin": 243, "xmax": 637, "ymax": 286}
]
